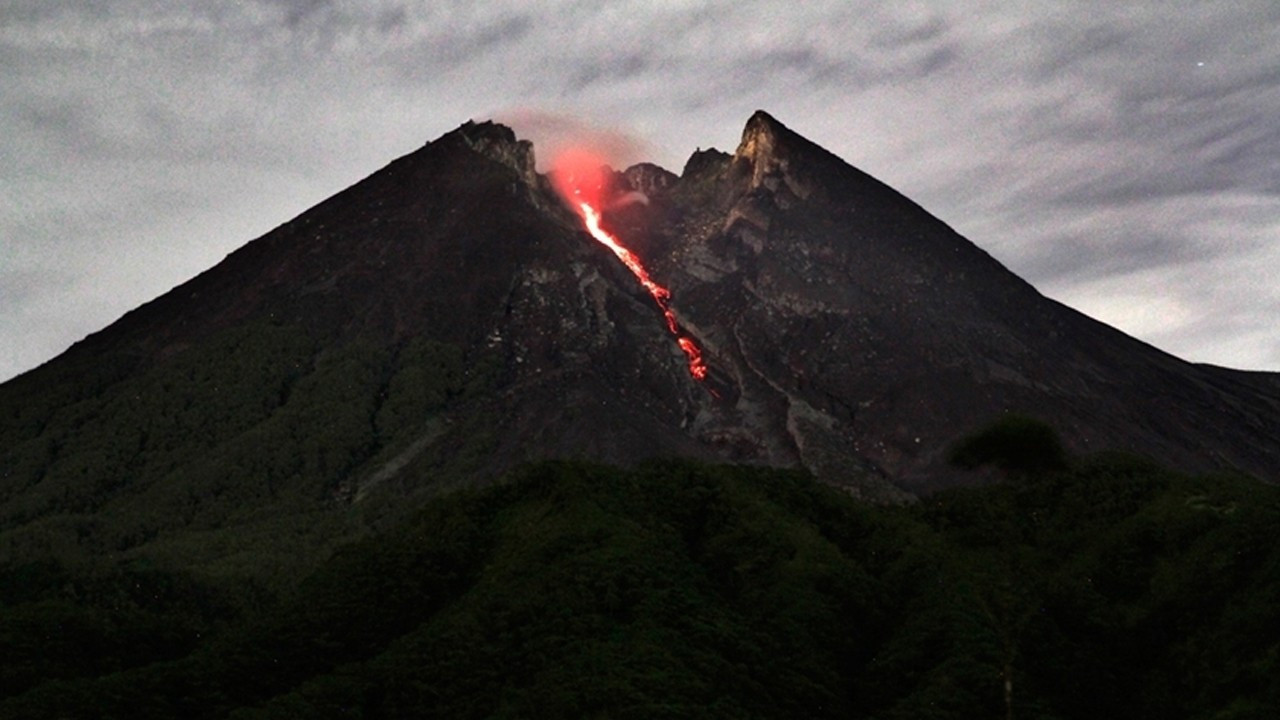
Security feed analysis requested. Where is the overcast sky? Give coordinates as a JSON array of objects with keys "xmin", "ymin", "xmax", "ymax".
[{"xmin": 3, "ymin": 1, "xmax": 1279, "ymax": 382}]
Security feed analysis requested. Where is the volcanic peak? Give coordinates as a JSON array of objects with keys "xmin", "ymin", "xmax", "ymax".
[
  {"xmin": 735, "ymin": 109, "xmax": 787, "ymax": 161},
  {"xmin": 453, "ymin": 119, "xmax": 538, "ymax": 186},
  {"xmin": 728, "ymin": 109, "xmax": 821, "ymax": 203}
]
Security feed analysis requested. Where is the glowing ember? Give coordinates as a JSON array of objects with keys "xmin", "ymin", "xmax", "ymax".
[{"xmin": 552, "ymin": 150, "xmax": 710, "ymax": 382}]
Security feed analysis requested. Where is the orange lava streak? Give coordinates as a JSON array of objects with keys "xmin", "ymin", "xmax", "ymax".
[
  {"xmin": 580, "ymin": 203, "xmax": 669, "ymax": 305},
  {"xmin": 578, "ymin": 202, "xmax": 709, "ymax": 382},
  {"xmin": 678, "ymin": 337, "xmax": 709, "ymax": 381}
]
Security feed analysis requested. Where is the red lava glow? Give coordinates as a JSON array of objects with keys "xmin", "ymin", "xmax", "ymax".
[{"xmin": 552, "ymin": 148, "xmax": 709, "ymax": 382}]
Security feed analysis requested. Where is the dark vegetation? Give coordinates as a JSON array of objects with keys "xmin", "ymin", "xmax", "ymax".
[
  {"xmin": 2, "ymin": 418, "xmax": 1278, "ymax": 718},
  {"xmin": 0, "ymin": 319, "xmax": 502, "ymax": 586}
]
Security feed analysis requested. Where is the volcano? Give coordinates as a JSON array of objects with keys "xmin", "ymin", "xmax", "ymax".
[{"xmin": 2, "ymin": 111, "xmax": 1278, "ymax": 568}]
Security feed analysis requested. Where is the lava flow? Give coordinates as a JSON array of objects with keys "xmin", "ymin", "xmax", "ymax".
[{"xmin": 552, "ymin": 149, "xmax": 709, "ymax": 382}]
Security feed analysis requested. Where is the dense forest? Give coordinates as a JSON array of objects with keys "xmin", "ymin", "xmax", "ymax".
[{"xmin": 1, "ymin": 418, "xmax": 1277, "ymax": 718}]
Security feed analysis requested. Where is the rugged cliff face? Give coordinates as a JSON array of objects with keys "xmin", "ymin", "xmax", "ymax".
[
  {"xmin": 2, "ymin": 112, "xmax": 1278, "ymax": 571},
  {"xmin": 610, "ymin": 111, "xmax": 1279, "ymax": 495}
]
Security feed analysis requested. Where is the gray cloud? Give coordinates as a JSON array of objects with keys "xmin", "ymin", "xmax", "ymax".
[{"xmin": 2, "ymin": 1, "xmax": 1279, "ymax": 379}]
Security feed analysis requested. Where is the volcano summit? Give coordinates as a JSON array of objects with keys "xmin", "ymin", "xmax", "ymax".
[{"xmin": 2, "ymin": 111, "xmax": 1278, "ymax": 563}]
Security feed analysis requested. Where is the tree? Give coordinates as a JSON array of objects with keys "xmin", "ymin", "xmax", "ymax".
[{"xmin": 948, "ymin": 415, "xmax": 1068, "ymax": 478}]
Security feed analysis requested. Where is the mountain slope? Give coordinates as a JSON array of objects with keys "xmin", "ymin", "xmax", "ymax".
[
  {"xmin": 630, "ymin": 111, "xmax": 1280, "ymax": 493},
  {"xmin": 1, "ymin": 112, "xmax": 1278, "ymax": 580}
]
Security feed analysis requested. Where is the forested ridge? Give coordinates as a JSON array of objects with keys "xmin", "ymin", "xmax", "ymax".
[{"xmin": 2, "ymin": 423, "xmax": 1277, "ymax": 718}]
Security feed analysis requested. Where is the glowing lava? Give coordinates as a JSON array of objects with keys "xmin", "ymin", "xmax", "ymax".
[{"xmin": 552, "ymin": 149, "xmax": 709, "ymax": 382}]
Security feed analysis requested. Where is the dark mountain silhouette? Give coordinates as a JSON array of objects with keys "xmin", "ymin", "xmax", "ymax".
[{"xmin": 1, "ymin": 111, "xmax": 1277, "ymax": 576}]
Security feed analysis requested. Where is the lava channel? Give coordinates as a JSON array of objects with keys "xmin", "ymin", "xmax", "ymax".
[{"xmin": 552, "ymin": 150, "xmax": 709, "ymax": 382}]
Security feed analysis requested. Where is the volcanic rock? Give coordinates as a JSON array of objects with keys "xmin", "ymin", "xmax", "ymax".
[{"xmin": 2, "ymin": 110, "xmax": 1278, "ymax": 571}]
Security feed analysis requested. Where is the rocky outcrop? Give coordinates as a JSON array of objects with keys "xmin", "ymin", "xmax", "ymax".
[{"xmin": 454, "ymin": 120, "xmax": 539, "ymax": 188}]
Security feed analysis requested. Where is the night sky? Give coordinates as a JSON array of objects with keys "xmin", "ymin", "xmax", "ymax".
[{"xmin": 4, "ymin": 2, "xmax": 1279, "ymax": 381}]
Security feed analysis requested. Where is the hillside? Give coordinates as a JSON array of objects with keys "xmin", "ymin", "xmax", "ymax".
[
  {"xmin": 3, "ymin": 113, "xmax": 1278, "ymax": 591},
  {"xmin": 3, "ymin": 445, "xmax": 1278, "ymax": 718},
  {"xmin": 2, "ymin": 113, "xmax": 1279, "ymax": 720}
]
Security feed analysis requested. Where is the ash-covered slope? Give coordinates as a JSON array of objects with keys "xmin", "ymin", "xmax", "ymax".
[
  {"xmin": 639, "ymin": 111, "xmax": 1280, "ymax": 493},
  {"xmin": 0, "ymin": 120, "xmax": 724, "ymax": 569},
  {"xmin": 1, "ymin": 112, "xmax": 1277, "ymax": 575}
]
